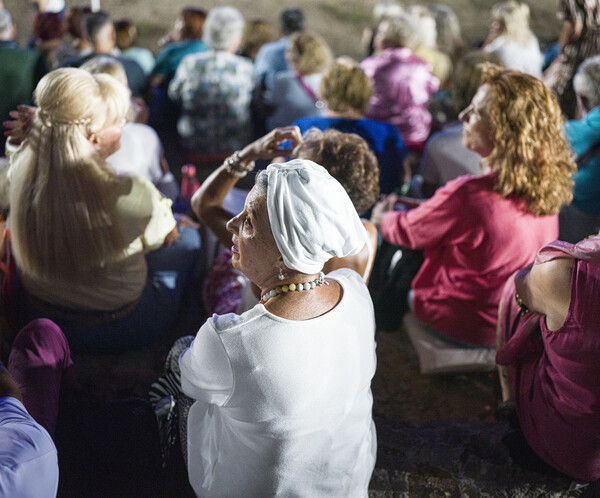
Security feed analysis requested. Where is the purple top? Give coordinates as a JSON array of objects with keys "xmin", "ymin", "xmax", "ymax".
[
  {"xmin": 360, "ymin": 48, "xmax": 439, "ymax": 148},
  {"xmin": 497, "ymin": 236, "xmax": 600, "ymax": 481}
]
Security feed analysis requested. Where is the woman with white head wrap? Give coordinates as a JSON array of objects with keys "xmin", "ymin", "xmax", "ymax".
[{"xmin": 174, "ymin": 150, "xmax": 377, "ymax": 496}]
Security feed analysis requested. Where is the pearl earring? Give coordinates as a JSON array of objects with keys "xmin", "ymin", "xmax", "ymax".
[{"xmin": 278, "ymin": 267, "xmax": 285, "ymax": 280}]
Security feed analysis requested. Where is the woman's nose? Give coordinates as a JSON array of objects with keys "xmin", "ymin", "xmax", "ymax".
[
  {"xmin": 226, "ymin": 213, "xmax": 241, "ymax": 234},
  {"xmin": 458, "ymin": 106, "xmax": 470, "ymax": 122}
]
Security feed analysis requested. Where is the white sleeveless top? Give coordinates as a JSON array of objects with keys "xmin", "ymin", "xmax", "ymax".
[{"xmin": 180, "ymin": 268, "xmax": 377, "ymax": 497}]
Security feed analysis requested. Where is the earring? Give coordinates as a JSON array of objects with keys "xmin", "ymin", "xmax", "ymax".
[{"xmin": 278, "ymin": 267, "xmax": 285, "ymax": 281}]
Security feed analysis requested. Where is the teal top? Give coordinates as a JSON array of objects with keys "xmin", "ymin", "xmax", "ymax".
[
  {"xmin": 565, "ymin": 106, "xmax": 600, "ymax": 215},
  {"xmin": 152, "ymin": 39, "xmax": 207, "ymax": 83}
]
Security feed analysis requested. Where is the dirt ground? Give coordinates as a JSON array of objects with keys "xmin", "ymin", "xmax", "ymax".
[{"xmin": 7, "ymin": 0, "xmax": 562, "ymax": 59}]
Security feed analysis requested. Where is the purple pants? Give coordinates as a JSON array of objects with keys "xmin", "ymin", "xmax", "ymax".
[{"xmin": 7, "ymin": 318, "xmax": 73, "ymax": 437}]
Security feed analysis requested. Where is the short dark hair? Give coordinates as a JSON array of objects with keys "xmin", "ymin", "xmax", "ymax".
[
  {"xmin": 66, "ymin": 6, "xmax": 91, "ymax": 39},
  {"xmin": 82, "ymin": 10, "xmax": 111, "ymax": 43},
  {"xmin": 280, "ymin": 8, "xmax": 304, "ymax": 35}
]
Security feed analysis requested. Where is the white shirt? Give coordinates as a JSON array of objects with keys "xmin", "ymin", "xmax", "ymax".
[
  {"xmin": 180, "ymin": 268, "xmax": 377, "ymax": 497},
  {"xmin": 106, "ymin": 123, "xmax": 179, "ymax": 201},
  {"xmin": 484, "ymin": 34, "xmax": 543, "ymax": 77}
]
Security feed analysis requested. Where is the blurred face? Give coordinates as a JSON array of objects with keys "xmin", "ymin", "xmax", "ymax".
[
  {"xmin": 90, "ymin": 117, "xmax": 126, "ymax": 159},
  {"xmin": 459, "ymin": 84, "xmax": 495, "ymax": 158},
  {"xmin": 226, "ymin": 186, "xmax": 282, "ymax": 286}
]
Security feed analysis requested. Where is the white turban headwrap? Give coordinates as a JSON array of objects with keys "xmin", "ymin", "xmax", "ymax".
[{"xmin": 266, "ymin": 159, "xmax": 367, "ymax": 275}]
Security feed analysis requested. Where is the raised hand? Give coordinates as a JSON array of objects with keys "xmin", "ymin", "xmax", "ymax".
[
  {"xmin": 238, "ymin": 126, "xmax": 303, "ymax": 163},
  {"xmin": 3, "ymin": 105, "xmax": 38, "ymax": 147}
]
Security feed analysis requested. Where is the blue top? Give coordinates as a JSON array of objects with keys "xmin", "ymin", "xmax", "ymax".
[
  {"xmin": 564, "ymin": 106, "xmax": 600, "ymax": 215},
  {"xmin": 0, "ymin": 397, "xmax": 58, "ymax": 497},
  {"xmin": 294, "ymin": 116, "xmax": 408, "ymax": 194},
  {"xmin": 152, "ymin": 39, "xmax": 207, "ymax": 83},
  {"xmin": 253, "ymin": 37, "xmax": 289, "ymax": 91}
]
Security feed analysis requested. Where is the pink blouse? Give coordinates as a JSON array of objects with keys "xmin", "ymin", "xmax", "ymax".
[
  {"xmin": 360, "ymin": 47, "xmax": 439, "ymax": 148},
  {"xmin": 380, "ymin": 173, "xmax": 558, "ymax": 346},
  {"xmin": 497, "ymin": 238, "xmax": 600, "ymax": 481}
]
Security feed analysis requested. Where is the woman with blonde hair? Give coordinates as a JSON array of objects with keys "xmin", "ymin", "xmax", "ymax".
[
  {"xmin": 483, "ymin": 1, "xmax": 543, "ymax": 77},
  {"xmin": 429, "ymin": 3, "xmax": 466, "ymax": 64},
  {"xmin": 8, "ymin": 67, "xmax": 200, "ymax": 352},
  {"xmin": 405, "ymin": 5, "xmax": 453, "ymax": 85},
  {"xmin": 371, "ymin": 65, "xmax": 575, "ymax": 349},
  {"xmin": 293, "ymin": 57, "xmax": 407, "ymax": 194},
  {"xmin": 266, "ymin": 31, "xmax": 332, "ymax": 130}
]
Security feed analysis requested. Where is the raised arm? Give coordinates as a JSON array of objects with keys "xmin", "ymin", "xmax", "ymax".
[{"xmin": 191, "ymin": 126, "xmax": 302, "ymax": 248}]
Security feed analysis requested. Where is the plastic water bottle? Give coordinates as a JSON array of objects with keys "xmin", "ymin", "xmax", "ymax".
[{"xmin": 181, "ymin": 164, "xmax": 200, "ymax": 200}]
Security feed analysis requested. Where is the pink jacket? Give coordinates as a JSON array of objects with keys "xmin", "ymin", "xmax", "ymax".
[
  {"xmin": 360, "ymin": 48, "xmax": 439, "ymax": 148},
  {"xmin": 380, "ymin": 173, "xmax": 558, "ymax": 346}
]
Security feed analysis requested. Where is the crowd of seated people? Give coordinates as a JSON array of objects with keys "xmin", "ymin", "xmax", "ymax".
[{"xmin": 1, "ymin": 2, "xmax": 600, "ymax": 495}]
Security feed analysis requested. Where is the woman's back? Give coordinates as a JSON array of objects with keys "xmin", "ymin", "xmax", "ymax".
[
  {"xmin": 382, "ymin": 174, "xmax": 558, "ymax": 346},
  {"xmin": 20, "ymin": 174, "xmax": 175, "ymax": 310}
]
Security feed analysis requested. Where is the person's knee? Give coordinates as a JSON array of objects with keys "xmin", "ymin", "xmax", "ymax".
[{"xmin": 11, "ymin": 319, "xmax": 70, "ymax": 367}]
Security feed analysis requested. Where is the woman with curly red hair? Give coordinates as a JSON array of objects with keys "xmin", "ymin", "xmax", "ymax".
[{"xmin": 372, "ymin": 65, "xmax": 575, "ymax": 349}]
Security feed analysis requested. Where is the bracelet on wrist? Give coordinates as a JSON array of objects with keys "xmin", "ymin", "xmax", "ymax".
[
  {"xmin": 515, "ymin": 292, "xmax": 529, "ymax": 316},
  {"xmin": 224, "ymin": 151, "xmax": 255, "ymax": 178}
]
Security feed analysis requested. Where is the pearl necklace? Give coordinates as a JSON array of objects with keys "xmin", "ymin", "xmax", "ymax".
[{"xmin": 260, "ymin": 272, "xmax": 327, "ymax": 304}]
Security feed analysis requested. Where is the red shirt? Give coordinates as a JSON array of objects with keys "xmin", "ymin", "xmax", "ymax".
[{"xmin": 380, "ymin": 173, "xmax": 558, "ymax": 346}]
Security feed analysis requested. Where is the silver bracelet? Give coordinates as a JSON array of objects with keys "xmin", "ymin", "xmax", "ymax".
[{"xmin": 224, "ymin": 151, "xmax": 255, "ymax": 178}]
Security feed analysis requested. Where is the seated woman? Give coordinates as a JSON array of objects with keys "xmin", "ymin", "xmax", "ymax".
[
  {"xmin": 266, "ymin": 31, "xmax": 332, "ymax": 130},
  {"xmin": 496, "ymin": 235, "xmax": 600, "ymax": 483},
  {"xmin": 559, "ymin": 55, "xmax": 600, "ymax": 243},
  {"xmin": 360, "ymin": 11, "xmax": 439, "ymax": 151},
  {"xmin": 193, "ymin": 126, "xmax": 380, "ymax": 314},
  {"xmin": 8, "ymin": 68, "xmax": 200, "ymax": 352},
  {"xmin": 176, "ymin": 159, "xmax": 376, "ymax": 496},
  {"xmin": 294, "ymin": 57, "xmax": 407, "ymax": 194},
  {"xmin": 483, "ymin": 1, "xmax": 543, "ymax": 77},
  {"xmin": 168, "ymin": 6, "xmax": 253, "ymax": 153},
  {"xmin": 371, "ymin": 65, "xmax": 575, "ymax": 348}
]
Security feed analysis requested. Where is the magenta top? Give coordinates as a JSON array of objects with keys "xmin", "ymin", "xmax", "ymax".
[
  {"xmin": 497, "ymin": 236, "xmax": 600, "ymax": 481},
  {"xmin": 380, "ymin": 173, "xmax": 558, "ymax": 346},
  {"xmin": 360, "ymin": 47, "xmax": 439, "ymax": 149}
]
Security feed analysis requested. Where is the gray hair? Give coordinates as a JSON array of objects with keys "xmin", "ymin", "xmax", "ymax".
[
  {"xmin": 574, "ymin": 55, "xmax": 600, "ymax": 111},
  {"xmin": 0, "ymin": 9, "xmax": 13, "ymax": 39},
  {"xmin": 378, "ymin": 12, "xmax": 420, "ymax": 49},
  {"xmin": 203, "ymin": 6, "xmax": 245, "ymax": 51}
]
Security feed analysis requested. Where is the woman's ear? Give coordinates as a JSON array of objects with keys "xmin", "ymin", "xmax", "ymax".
[{"xmin": 88, "ymin": 133, "xmax": 101, "ymax": 150}]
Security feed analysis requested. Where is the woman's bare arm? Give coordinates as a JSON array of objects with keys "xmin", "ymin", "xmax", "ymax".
[{"xmin": 514, "ymin": 257, "xmax": 574, "ymax": 331}]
